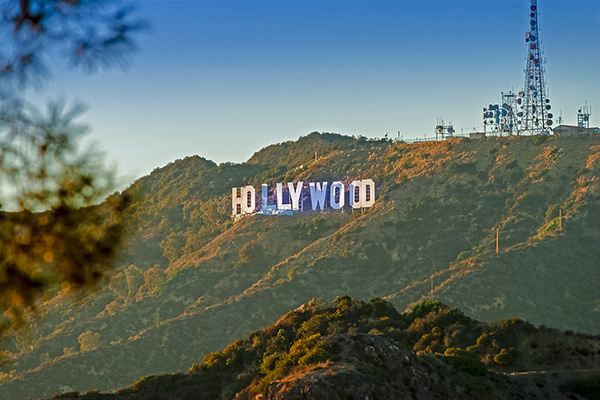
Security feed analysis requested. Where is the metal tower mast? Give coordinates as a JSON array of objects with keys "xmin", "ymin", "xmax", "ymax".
[
  {"xmin": 516, "ymin": 0, "xmax": 553, "ymax": 134},
  {"xmin": 577, "ymin": 102, "xmax": 591, "ymax": 128}
]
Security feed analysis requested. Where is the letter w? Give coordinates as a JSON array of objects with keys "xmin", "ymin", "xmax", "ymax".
[{"xmin": 309, "ymin": 182, "xmax": 328, "ymax": 210}]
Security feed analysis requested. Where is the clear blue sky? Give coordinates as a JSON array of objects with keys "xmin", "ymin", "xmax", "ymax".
[{"xmin": 42, "ymin": 0, "xmax": 600, "ymax": 186}]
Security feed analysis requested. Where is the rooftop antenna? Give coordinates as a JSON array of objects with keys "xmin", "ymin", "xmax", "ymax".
[
  {"xmin": 434, "ymin": 117, "xmax": 455, "ymax": 141},
  {"xmin": 558, "ymin": 110, "xmax": 563, "ymax": 126},
  {"xmin": 483, "ymin": 92, "xmax": 518, "ymax": 136},
  {"xmin": 577, "ymin": 100, "xmax": 591, "ymax": 128}
]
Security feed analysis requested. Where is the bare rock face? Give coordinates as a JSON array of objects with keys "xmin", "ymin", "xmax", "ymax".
[{"xmin": 262, "ymin": 334, "xmax": 581, "ymax": 400}]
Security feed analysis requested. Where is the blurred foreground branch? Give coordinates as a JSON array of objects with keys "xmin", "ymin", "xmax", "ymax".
[
  {"xmin": 0, "ymin": 99, "xmax": 129, "ymax": 329},
  {"xmin": 0, "ymin": 0, "xmax": 146, "ymax": 333}
]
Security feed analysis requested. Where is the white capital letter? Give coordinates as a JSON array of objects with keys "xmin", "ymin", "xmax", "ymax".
[
  {"xmin": 309, "ymin": 182, "xmax": 328, "ymax": 210},
  {"xmin": 330, "ymin": 181, "xmax": 345, "ymax": 210},
  {"xmin": 232, "ymin": 187, "xmax": 243, "ymax": 217},
  {"xmin": 361, "ymin": 179, "xmax": 375, "ymax": 208},
  {"xmin": 241, "ymin": 186, "xmax": 256, "ymax": 214},
  {"xmin": 276, "ymin": 182, "xmax": 292, "ymax": 210},
  {"xmin": 349, "ymin": 181, "xmax": 362, "ymax": 209},
  {"xmin": 288, "ymin": 182, "xmax": 303, "ymax": 211}
]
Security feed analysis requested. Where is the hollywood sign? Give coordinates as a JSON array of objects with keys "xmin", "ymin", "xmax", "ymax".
[{"xmin": 232, "ymin": 180, "xmax": 375, "ymax": 217}]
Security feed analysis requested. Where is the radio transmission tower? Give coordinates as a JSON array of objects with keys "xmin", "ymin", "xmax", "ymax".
[{"xmin": 516, "ymin": 0, "xmax": 553, "ymax": 134}]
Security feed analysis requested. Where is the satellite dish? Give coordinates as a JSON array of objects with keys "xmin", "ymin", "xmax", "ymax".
[
  {"xmin": 516, "ymin": 98, "xmax": 522, "ymax": 105},
  {"xmin": 502, "ymin": 110, "xmax": 508, "ymax": 116},
  {"xmin": 517, "ymin": 112, "xmax": 523, "ymax": 117},
  {"xmin": 535, "ymin": 121, "xmax": 539, "ymax": 126},
  {"xmin": 547, "ymin": 120, "xmax": 553, "ymax": 126},
  {"xmin": 530, "ymin": 20, "xmax": 536, "ymax": 26},
  {"xmin": 518, "ymin": 91, "xmax": 524, "ymax": 98},
  {"xmin": 483, "ymin": 121, "xmax": 487, "ymax": 125},
  {"xmin": 502, "ymin": 103, "xmax": 508, "ymax": 109},
  {"xmin": 548, "ymin": 113, "xmax": 553, "ymax": 118},
  {"xmin": 584, "ymin": 116, "xmax": 589, "ymax": 121},
  {"xmin": 546, "ymin": 105, "xmax": 551, "ymax": 110},
  {"xmin": 530, "ymin": 13, "xmax": 535, "ymax": 18},
  {"xmin": 500, "ymin": 117, "xmax": 506, "ymax": 124},
  {"xmin": 517, "ymin": 120, "xmax": 521, "ymax": 125},
  {"xmin": 530, "ymin": 44, "xmax": 537, "ymax": 49},
  {"xmin": 525, "ymin": 32, "xmax": 531, "ymax": 39},
  {"xmin": 531, "ymin": 5, "xmax": 536, "ymax": 11},
  {"xmin": 546, "ymin": 99, "xmax": 550, "ymax": 103}
]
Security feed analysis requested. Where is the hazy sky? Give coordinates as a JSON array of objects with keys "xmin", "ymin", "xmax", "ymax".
[{"xmin": 40, "ymin": 0, "xmax": 600, "ymax": 186}]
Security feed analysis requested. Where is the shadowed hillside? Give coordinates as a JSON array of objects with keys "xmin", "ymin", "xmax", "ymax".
[
  {"xmin": 1, "ymin": 132, "xmax": 599, "ymax": 398},
  {"xmin": 41, "ymin": 297, "xmax": 600, "ymax": 400}
]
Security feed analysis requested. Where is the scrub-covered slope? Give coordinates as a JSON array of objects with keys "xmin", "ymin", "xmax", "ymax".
[
  {"xmin": 43, "ymin": 297, "xmax": 600, "ymax": 400},
  {"xmin": 1, "ymin": 132, "xmax": 598, "ymax": 398}
]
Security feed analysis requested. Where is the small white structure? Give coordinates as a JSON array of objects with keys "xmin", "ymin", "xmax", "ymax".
[{"xmin": 553, "ymin": 125, "xmax": 599, "ymax": 136}]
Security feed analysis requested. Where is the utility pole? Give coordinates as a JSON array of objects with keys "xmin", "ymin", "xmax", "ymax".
[{"xmin": 496, "ymin": 228, "xmax": 499, "ymax": 254}]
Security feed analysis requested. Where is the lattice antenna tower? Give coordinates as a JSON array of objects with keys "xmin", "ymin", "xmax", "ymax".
[
  {"xmin": 516, "ymin": 0, "xmax": 553, "ymax": 134},
  {"xmin": 482, "ymin": 91, "xmax": 518, "ymax": 136},
  {"xmin": 434, "ymin": 117, "xmax": 454, "ymax": 140},
  {"xmin": 577, "ymin": 101, "xmax": 591, "ymax": 128}
]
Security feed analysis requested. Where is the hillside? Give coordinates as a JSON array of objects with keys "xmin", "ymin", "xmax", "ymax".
[
  {"xmin": 43, "ymin": 297, "xmax": 600, "ymax": 399},
  {"xmin": 0, "ymin": 132, "xmax": 599, "ymax": 398}
]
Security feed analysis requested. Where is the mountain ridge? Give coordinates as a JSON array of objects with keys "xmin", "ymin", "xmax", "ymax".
[{"xmin": 0, "ymin": 132, "xmax": 598, "ymax": 398}]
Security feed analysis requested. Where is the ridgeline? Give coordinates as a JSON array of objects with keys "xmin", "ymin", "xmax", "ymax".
[{"xmin": 1, "ymin": 132, "xmax": 599, "ymax": 398}]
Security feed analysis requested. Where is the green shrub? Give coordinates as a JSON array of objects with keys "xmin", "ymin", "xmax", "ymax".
[
  {"xmin": 77, "ymin": 331, "xmax": 102, "ymax": 352},
  {"xmin": 493, "ymin": 347, "xmax": 518, "ymax": 366},
  {"xmin": 260, "ymin": 353, "xmax": 279, "ymax": 373},
  {"xmin": 407, "ymin": 300, "xmax": 449, "ymax": 322},
  {"xmin": 239, "ymin": 240, "xmax": 264, "ymax": 265},
  {"xmin": 444, "ymin": 347, "xmax": 487, "ymax": 376}
]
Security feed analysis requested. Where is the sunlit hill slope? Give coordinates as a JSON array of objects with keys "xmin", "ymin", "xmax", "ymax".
[{"xmin": 0, "ymin": 132, "xmax": 599, "ymax": 398}]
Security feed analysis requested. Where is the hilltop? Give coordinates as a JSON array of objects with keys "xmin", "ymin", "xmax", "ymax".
[
  {"xmin": 0, "ymin": 132, "xmax": 599, "ymax": 398},
  {"xmin": 43, "ymin": 297, "xmax": 600, "ymax": 399}
]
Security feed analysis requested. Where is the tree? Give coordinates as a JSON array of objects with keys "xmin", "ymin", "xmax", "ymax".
[
  {"xmin": 143, "ymin": 266, "xmax": 165, "ymax": 294},
  {"xmin": 108, "ymin": 272, "xmax": 129, "ymax": 298},
  {"xmin": 63, "ymin": 347, "xmax": 77, "ymax": 356},
  {"xmin": 124, "ymin": 265, "xmax": 143, "ymax": 297},
  {"xmin": 239, "ymin": 240, "xmax": 264, "ymax": 265},
  {"xmin": 77, "ymin": 331, "xmax": 102, "ymax": 352},
  {"xmin": 0, "ymin": 0, "xmax": 146, "ymax": 332},
  {"xmin": 14, "ymin": 324, "xmax": 40, "ymax": 353}
]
